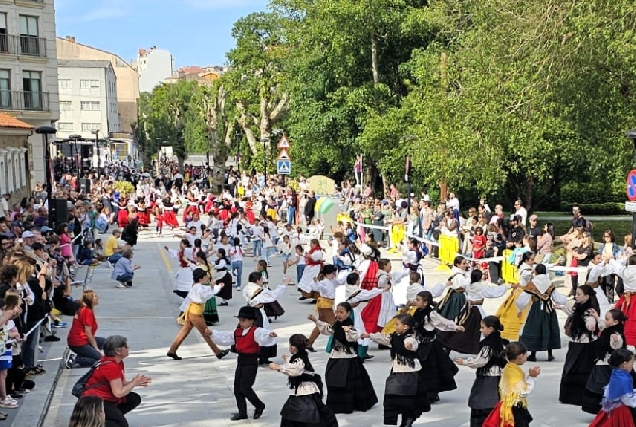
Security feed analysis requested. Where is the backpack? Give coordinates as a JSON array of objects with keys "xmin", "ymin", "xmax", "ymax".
[{"xmin": 71, "ymin": 360, "xmax": 112, "ymax": 398}]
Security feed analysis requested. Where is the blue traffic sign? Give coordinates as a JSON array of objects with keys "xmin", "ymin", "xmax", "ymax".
[{"xmin": 277, "ymin": 159, "xmax": 291, "ymax": 175}]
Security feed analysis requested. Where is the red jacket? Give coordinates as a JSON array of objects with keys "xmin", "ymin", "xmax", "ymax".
[{"xmin": 616, "ymin": 295, "xmax": 636, "ymax": 346}]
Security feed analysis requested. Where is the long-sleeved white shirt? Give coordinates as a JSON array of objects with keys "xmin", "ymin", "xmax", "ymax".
[
  {"xmin": 315, "ymin": 320, "xmax": 358, "ymax": 359},
  {"xmin": 369, "ymin": 332, "xmax": 421, "ymax": 373},
  {"xmin": 278, "ymin": 358, "xmax": 321, "ymax": 396},
  {"xmin": 211, "ymin": 327, "xmax": 278, "ymax": 347}
]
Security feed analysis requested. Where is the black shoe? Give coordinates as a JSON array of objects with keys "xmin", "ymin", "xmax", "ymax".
[
  {"xmin": 547, "ymin": 355, "xmax": 555, "ymax": 362},
  {"xmin": 44, "ymin": 335, "xmax": 60, "ymax": 342},
  {"xmin": 309, "ymin": 299, "xmax": 317, "ymax": 304},
  {"xmin": 259, "ymin": 359, "xmax": 273, "ymax": 365},
  {"xmin": 527, "ymin": 355, "xmax": 537, "ymax": 362},
  {"xmin": 298, "ymin": 297, "xmax": 307, "ymax": 301},
  {"xmin": 401, "ymin": 418, "xmax": 414, "ymax": 427},
  {"xmin": 307, "ymin": 346, "xmax": 317, "ymax": 353},
  {"xmin": 230, "ymin": 413, "xmax": 248, "ymax": 421},
  {"xmin": 217, "ymin": 349, "xmax": 230, "ymax": 360},
  {"xmin": 253, "ymin": 404, "xmax": 265, "ymax": 419},
  {"xmin": 378, "ymin": 344, "xmax": 390, "ymax": 350},
  {"xmin": 167, "ymin": 352, "xmax": 182, "ymax": 360},
  {"xmin": 219, "ymin": 302, "xmax": 229, "ymax": 306},
  {"xmin": 361, "ymin": 354, "xmax": 374, "ymax": 360}
]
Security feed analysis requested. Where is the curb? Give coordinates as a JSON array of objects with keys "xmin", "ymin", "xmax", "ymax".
[{"xmin": 37, "ymin": 347, "xmax": 69, "ymax": 427}]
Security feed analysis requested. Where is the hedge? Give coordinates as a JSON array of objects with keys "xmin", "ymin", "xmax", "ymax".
[{"xmin": 560, "ymin": 202, "xmax": 625, "ymax": 215}]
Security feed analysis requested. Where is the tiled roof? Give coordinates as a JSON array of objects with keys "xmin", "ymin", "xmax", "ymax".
[{"xmin": 0, "ymin": 113, "xmax": 34, "ymax": 129}]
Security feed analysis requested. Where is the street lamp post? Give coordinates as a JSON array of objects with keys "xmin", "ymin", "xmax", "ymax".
[
  {"xmin": 401, "ymin": 135, "xmax": 416, "ymax": 209},
  {"xmin": 35, "ymin": 126, "xmax": 57, "ymax": 227},
  {"xmin": 69, "ymin": 134, "xmax": 81, "ymax": 177},
  {"xmin": 91, "ymin": 129, "xmax": 100, "ymax": 178},
  {"xmin": 625, "ymin": 130, "xmax": 636, "ymax": 247}
]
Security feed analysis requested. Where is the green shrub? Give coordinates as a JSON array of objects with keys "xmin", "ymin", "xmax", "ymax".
[
  {"xmin": 114, "ymin": 181, "xmax": 135, "ymax": 198},
  {"xmin": 559, "ymin": 201, "xmax": 625, "ymax": 215}
]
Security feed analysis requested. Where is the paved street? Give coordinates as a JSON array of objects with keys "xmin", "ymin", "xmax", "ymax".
[{"xmin": 34, "ymin": 230, "xmax": 597, "ymax": 427}]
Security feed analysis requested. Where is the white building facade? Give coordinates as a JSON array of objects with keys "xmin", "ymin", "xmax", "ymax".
[
  {"xmin": 132, "ymin": 47, "xmax": 173, "ymax": 93},
  {"xmin": 0, "ymin": 0, "xmax": 60, "ymax": 189},
  {"xmin": 56, "ymin": 59, "xmax": 119, "ymax": 169}
]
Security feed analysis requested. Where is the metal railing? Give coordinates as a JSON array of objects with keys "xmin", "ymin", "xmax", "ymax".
[
  {"xmin": 0, "ymin": 90, "xmax": 49, "ymax": 111},
  {"xmin": 0, "ymin": 34, "xmax": 47, "ymax": 57}
]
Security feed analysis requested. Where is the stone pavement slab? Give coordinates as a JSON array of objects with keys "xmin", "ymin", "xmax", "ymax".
[{"xmin": 38, "ymin": 230, "xmax": 595, "ymax": 427}]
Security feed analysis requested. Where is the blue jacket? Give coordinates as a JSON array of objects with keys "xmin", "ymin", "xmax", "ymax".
[
  {"xmin": 111, "ymin": 257, "xmax": 133, "ymax": 280},
  {"xmin": 598, "ymin": 242, "xmax": 621, "ymax": 258}
]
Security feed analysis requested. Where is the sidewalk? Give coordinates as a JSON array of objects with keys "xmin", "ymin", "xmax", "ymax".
[{"xmin": 36, "ymin": 229, "xmax": 593, "ymax": 427}]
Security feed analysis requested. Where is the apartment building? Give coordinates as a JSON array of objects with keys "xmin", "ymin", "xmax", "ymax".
[
  {"xmin": 57, "ymin": 36, "xmax": 139, "ymax": 134},
  {"xmin": 0, "ymin": 0, "xmax": 60, "ymax": 189},
  {"xmin": 131, "ymin": 46, "xmax": 174, "ymax": 93}
]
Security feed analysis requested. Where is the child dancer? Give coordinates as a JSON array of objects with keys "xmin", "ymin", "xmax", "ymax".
[
  {"xmin": 243, "ymin": 271, "xmax": 286, "ymax": 365},
  {"xmin": 456, "ymin": 315, "xmax": 507, "ymax": 427},
  {"xmin": 413, "ymin": 291, "xmax": 464, "ymax": 402},
  {"xmin": 483, "ymin": 342, "xmax": 540, "ymax": 427},
  {"xmin": 582, "ymin": 309, "xmax": 628, "ymax": 414},
  {"xmin": 309, "ymin": 302, "xmax": 378, "ymax": 414},
  {"xmin": 211, "ymin": 306, "xmax": 278, "ymax": 421},
  {"xmin": 269, "ymin": 334, "xmax": 338, "ymax": 427},
  {"xmin": 363, "ymin": 314, "xmax": 430, "ymax": 426},
  {"xmin": 307, "ymin": 265, "xmax": 347, "ymax": 352},
  {"xmin": 167, "ymin": 268, "xmax": 229, "ymax": 360},
  {"xmin": 361, "ymin": 259, "xmax": 409, "ymax": 335},
  {"xmin": 588, "ymin": 349, "xmax": 636, "ymax": 427},
  {"xmin": 516, "ymin": 263, "xmax": 566, "ymax": 361},
  {"xmin": 438, "ymin": 256, "xmax": 470, "ymax": 321},
  {"xmin": 255, "ymin": 260, "xmax": 285, "ymax": 321},
  {"xmin": 383, "ymin": 272, "xmax": 426, "ymax": 334},
  {"xmin": 298, "ymin": 239, "xmax": 324, "ymax": 301}
]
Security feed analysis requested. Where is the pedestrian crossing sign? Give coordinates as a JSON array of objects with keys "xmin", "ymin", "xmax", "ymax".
[{"xmin": 277, "ymin": 159, "xmax": 291, "ymax": 175}]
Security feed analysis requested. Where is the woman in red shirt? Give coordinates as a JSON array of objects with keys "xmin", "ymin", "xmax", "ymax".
[
  {"xmin": 83, "ymin": 335, "xmax": 151, "ymax": 427},
  {"xmin": 65, "ymin": 290, "xmax": 104, "ymax": 369}
]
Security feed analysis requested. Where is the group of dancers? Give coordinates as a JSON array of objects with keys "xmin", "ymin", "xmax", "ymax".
[{"xmin": 158, "ymin": 211, "xmax": 636, "ymax": 427}]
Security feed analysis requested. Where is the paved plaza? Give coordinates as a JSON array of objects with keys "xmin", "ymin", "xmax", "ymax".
[{"xmin": 22, "ymin": 230, "xmax": 598, "ymax": 427}]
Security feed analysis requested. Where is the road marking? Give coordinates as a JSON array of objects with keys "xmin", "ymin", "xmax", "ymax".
[{"xmin": 158, "ymin": 243, "xmax": 173, "ymax": 272}]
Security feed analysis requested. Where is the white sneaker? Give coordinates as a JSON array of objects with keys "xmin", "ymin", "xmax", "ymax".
[
  {"xmin": 116, "ymin": 282, "xmax": 126, "ymax": 288},
  {"xmin": 0, "ymin": 397, "xmax": 18, "ymax": 408},
  {"xmin": 65, "ymin": 353, "xmax": 76, "ymax": 369}
]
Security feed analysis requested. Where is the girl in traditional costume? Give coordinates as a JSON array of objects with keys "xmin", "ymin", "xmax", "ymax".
[
  {"xmin": 307, "ymin": 265, "xmax": 347, "ymax": 351},
  {"xmin": 559, "ymin": 284, "xmax": 600, "ymax": 406},
  {"xmin": 456, "ymin": 315, "xmax": 507, "ymax": 427},
  {"xmin": 437, "ymin": 256, "xmax": 470, "ymax": 321},
  {"xmin": 364, "ymin": 314, "xmax": 430, "ymax": 426},
  {"xmin": 483, "ymin": 341, "xmax": 540, "ymax": 427},
  {"xmin": 517, "ymin": 263, "xmax": 566, "ymax": 361},
  {"xmin": 588, "ymin": 349, "xmax": 636, "ymax": 427},
  {"xmin": 497, "ymin": 252, "xmax": 534, "ymax": 341},
  {"xmin": 269, "ymin": 334, "xmax": 338, "ymax": 427},
  {"xmin": 437, "ymin": 270, "xmax": 507, "ymax": 354},
  {"xmin": 361, "ymin": 259, "xmax": 408, "ymax": 336},
  {"xmin": 309, "ymin": 302, "xmax": 378, "ymax": 414},
  {"xmin": 214, "ymin": 247, "xmax": 233, "ymax": 306},
  {"xmin": 164, "ymin": 239, "xmax": 195, "ymax": 313},
  {"xmin": 582, "ymin": 309, "xmax": 628, "ymax": 414},
  {"xmin": 297, "ymin": 239, "xmax": 324, "ymax": 301}
]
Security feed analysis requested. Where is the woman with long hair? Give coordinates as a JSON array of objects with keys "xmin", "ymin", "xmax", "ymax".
[
  {"xmin": 66, "ymin": 291, "xmax": 105, "ymax": 368},
  {"xmin": 68, "ymin": 396, "xmax": 105, "ymax": 427}
]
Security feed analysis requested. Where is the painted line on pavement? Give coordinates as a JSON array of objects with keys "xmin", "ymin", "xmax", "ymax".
[{"xmin": 158, "ymin": 243, "xmax": 173, "ymax": 272}]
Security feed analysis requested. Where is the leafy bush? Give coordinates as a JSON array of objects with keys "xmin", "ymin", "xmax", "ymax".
[
  {"xmin": 560, "ymin": 182, "xmax": 624, "ymax": 204},
  {"xmin": 560, "ymin": 202, "xmax": 625, "ymax": 215},
  {"xmin": 114, "ymin": 181, "xmax": 135, "ymax": 198}
]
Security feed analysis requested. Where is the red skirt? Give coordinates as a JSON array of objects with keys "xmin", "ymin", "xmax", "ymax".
[
  {"xmin": 138, "ymin": 210, "xmax": 151, "ymax": 226},
  {"xmin": 361, "ymin": 294, "xmax": 383, "ymax": 334},
  {"xmin": 163, "ymin": 210, "xmax": 179, "ymax": 228},
  {"xmin": 117, "ymin": 210, "xmax": 129, "ymax": 228},
  {"xmin": 361, "ymin": 261, "xmax": 379, "ymax": 291},
  {"xmin": 589, "ymin": 405, "xmax": 636, "ymax": 427}
]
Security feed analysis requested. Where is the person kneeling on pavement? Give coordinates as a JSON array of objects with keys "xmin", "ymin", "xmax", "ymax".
[
  {"xmin": 82, "ymin": 335, "xmax": 151, "ymax": 427},
  {"xmin": 110, "ymin": 249, "xmax": 140, "ymax": 289},
  {"xmin": 65, "ymin": 290, "xmax": 105, "ymax": 369}
]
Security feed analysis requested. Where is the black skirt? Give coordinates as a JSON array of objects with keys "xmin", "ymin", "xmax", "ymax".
[
  {"xmin": 280, "ymin": 393, "xmax": 339, "ymax": 427},
  {"xmin": 471, "ymin": 408, "xmax": 494, "ymax": 427},
  {"xmin": 519, "ymin": 302, "xmax": 561, "ymax": 351},
  {"xmin": 559, "ymin": 341, "xmax": 597, "ymax": 406},
  {"xmin": 264, "ymin": 301, "xmax": 285, "ymax": 320},
  {"xmin": 216, "ymin": 272, "xmax": 233, "ymax": 300},
  {"xmin": 468, "ymin": 375, "xmax": 500, "ymax": 410},
  {"xmin": 254, "ymin": 308, "xmax": 277, "ymax": 361},
  {"xmin": 325, "ymin": 357, "xmax": 378, "ymax": 414},
  {"xmin": 512, "ymin": 405, "xmax": 533, "ymax": 427},
  {"xmin": 418, "ymin": 339, "xmax": 459, "ymax": 396},
  {"xmin": 437, "ymin": 306, "xmax": 482, "ymax": 354},
  {"xmin": 383, "ymin": 370, "xmax": 430, "ymax": 425}
]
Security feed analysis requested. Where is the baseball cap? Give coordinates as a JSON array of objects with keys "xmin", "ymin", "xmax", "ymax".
[{"xmin": 22, "ymin": 231, "xmax": 35, "ymax": 238}]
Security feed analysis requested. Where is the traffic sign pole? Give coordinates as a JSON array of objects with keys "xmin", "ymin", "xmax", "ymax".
[{"xmin": 277, "ymin": 134, "xmax": 291, "ymax": 184}]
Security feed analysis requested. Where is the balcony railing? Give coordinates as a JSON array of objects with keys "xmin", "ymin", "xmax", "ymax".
[
  {"xmin": 0, "ymin": 34, "xmax": 47, "ymax": 57},
  {"xmin": 0, "ymin": 90, "xmax": 49, "ymax": 111}
]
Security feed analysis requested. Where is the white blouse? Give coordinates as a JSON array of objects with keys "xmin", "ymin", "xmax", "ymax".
[
  {"xmin": 369, "ymin": 333, "xmax": 421, "ymax": 373},
  {"xmin": 278, "ymin": 359, "xmax": 321, "ymax": 396},
  {"xmin": 187, "ymin": 283, "xmax": 222, "ymax": 304},
  {"xmin": 211, "ymin": 327, "xmax": 278, "ymax": 347},
  {"xmin": 315, "ymin": 320, "xmax": 359, "ymax": 359}
]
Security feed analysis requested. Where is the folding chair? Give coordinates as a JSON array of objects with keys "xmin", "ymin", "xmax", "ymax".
[{"xmin": 70, "ymin": 262, "xmax": 98, "ymax": 291}]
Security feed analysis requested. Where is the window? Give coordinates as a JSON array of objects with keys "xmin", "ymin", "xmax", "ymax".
[
  {"xmin": 57, "ymin": 122, "xmax": 73, "ymax": 131},
  {"xmin": 19, "ymin": 15, "xmax": 40, "ymax": 56},
  {"xmin": 81, "ymin": 123, "xmax": 101, "ymax": 132},
  {"xmin": 22, "ymin": 70, "xmax": 42, "ymax": 110},
  {"xmin": 59, "ymin": 79, "xmax": 71, "ymax": 89},
  {"xmin": 0, "ymin": 13, "xmax": 7, "ymax": 53},
  {"xmin": 80, "ymin": 101, "xmax": 100, "ymax": 111},
  {"xmin": 60, "ymin": 101, "xmax": 72, "ymax": 111},
  {"xmin": 79, "ymin": 79, "xmax": 100, "ymax": 89},
  {"xmin": 0, "ymin": 69, "xmax": 10, "ymax": 108}
]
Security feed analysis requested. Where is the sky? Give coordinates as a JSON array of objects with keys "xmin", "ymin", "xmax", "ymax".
[{"xmin": 54, "ymin": 0, "xmax": 269, "ymax": 68}]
